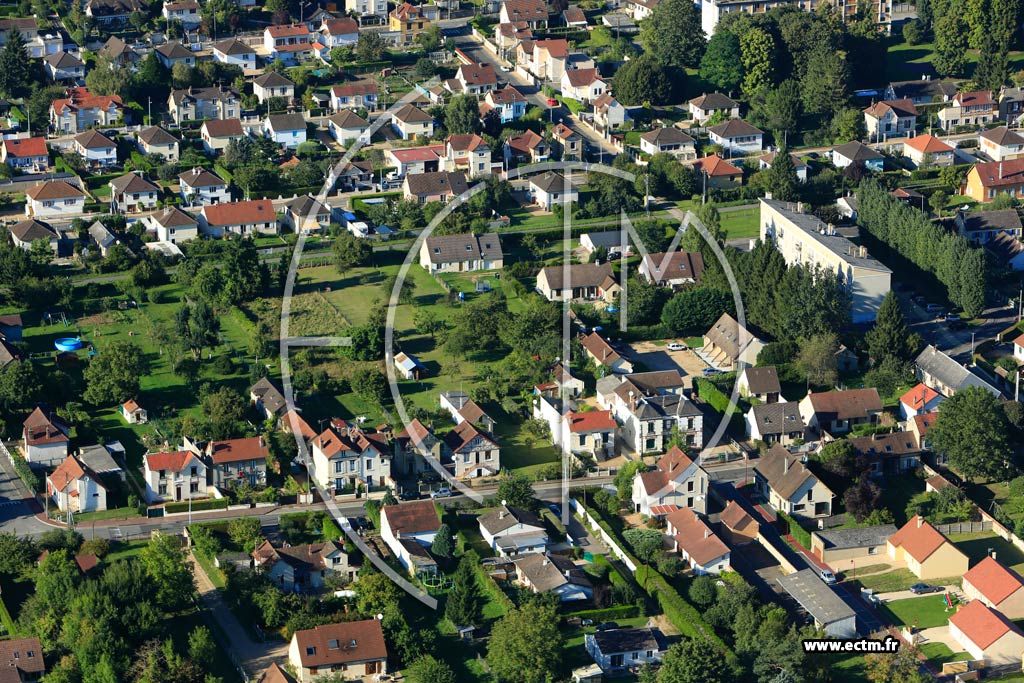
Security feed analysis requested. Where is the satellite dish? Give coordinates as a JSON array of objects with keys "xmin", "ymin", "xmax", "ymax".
[
  {"xmin": 376, "ymin": 613, "xmax": 384, "ymax": 621},
  {"xmin": 501, "ymin": 499, "xmax": 507, "ymax": 506}
]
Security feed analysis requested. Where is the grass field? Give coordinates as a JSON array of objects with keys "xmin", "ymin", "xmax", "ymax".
[
  {"xmin": 949, "ymin": 531, "xmax": 1024, "ymax": 574},
  {"xmin": 877, "ymin": 594, "xmax": 957, "ymax": 630},
  {"xmin": 719, "ymin": 207, "xmax": 760, "ymax": 239},
  {"xmin": 852, "ymin": 569, "xmax": 962, "ymax": 594},
  {"xmin": 919, "ymin": 641, "xmax": 967, "ymax": 666},
  {"xmin": 886, "ymin": 40, "xmax": 1024, "ymax": 83}
]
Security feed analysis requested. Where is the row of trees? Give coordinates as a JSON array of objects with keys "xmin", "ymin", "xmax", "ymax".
[{"xmin": 857, "ymin": 180, "xmax": 987, "ymax": 317}]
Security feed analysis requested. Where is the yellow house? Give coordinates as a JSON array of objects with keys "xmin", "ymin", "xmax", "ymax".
[
  {"xmin": 389, "ymin": 2, "xmax": 426, "ymax": 45},
  {"xmin": 963, "ymin": 158, "xmax": 1024, "ymax": 203},
  {"xmin": 962, "ymin": 556, "xmax": 1024, "ymax": 619},
  {"xmin": 886, "ymin": 516, "xmax": 969, "ymax": 580},
  {"xmin": 949, "ymin": 600, "xmax": 1024, "ymax": 667}
]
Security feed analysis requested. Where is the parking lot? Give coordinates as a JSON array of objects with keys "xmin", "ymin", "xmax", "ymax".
[{"xmin": 627, "ymin": 341, "xmax": 711, "ymax": 388}]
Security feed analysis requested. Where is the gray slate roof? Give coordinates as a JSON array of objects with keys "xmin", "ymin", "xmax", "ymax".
[
  {"xmin": 915, "ymin": 344, "xmax": 1001, "ymax": 397},
  {"xmin": 742, "ymin": 366, "xmax": 781, "ymax": 395},
  {"xmin": 422, "ymin": 232, "xmax": 502, "ymax": 265},
  {"xmin": 777, "ymin": 569, "xmax": 856, "ymax": 626},
  {"xmin": 478, "ymin": 505, "xmax": 543, "ymax": 536},
  {"xmin": 748, "ymin": 402, "xmax": 805, "ymax": 437},
  {"xmin": 632, "ymin": 393, "xmax": 701, "ymax": 420},
  {"xmin": 405, "ymin": 171, "xmax": 469, "ymax": 198},
  {"xmin": 590, "ymin": 627, "xmax": 664, "ymax": 655},
  {"xmin": 813, "ymin": 524, "xmax": 898, "ymax": 550}
]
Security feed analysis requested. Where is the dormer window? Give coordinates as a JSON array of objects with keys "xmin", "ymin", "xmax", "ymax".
[
  {"xmin": 306, "ymin": 646, "xmax": 317, "ymax": 656},
  {"xmin": 328, "ymin": 639, "xmax": 339, "ymax": 649}
]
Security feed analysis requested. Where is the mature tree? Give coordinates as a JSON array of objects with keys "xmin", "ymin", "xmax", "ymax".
[
  {"xmin": 699, "ymin": 31, "xmax": 743, "ymax": 93},
  {"xmin": 865, "ymin": 292, "xmax": 918, "ymax": 367},
  {"xmin": 661, "ymin": 288, "xmax": 735, "ymax": 336},
  {"xmin": 0, "ymin": 29, "xmax": 32, "ymax": 99},
  {"xmin": 227, "ymin": 517, "xmax": 263, "ymax": 552},
  {"xmin": 187, "ymin": 626, "xmax": 216, "ymax": 668},
  {"xmin": 202, "ymin": 386, "xmax": 248, "ymax": 440},
  {"xmin": 356, "ymin": 31, "xmax": 386, "ymax": 62},
  {"xmin": 740, "ymin": 27, "xmax": 776, "ymax": 97},
  {"xmin": 355, "ymin": 571, "xmax": 403, "ymax": 616},
  {"xmin": 176, "ymin": 299, "xmax": 220, "ymax": 359},
  {"xmin": 444, "ymin": 94, "xmax": 482, "ymax": 135},
  {"xmin": 902, "ymin": 18, "xmax": 925, "ymax": 44},
  {"xmin": 640, "ymin": 0, "xmax": 704, "ymax": 69},
  {"xmin": 614, "ymin": 460, "xmax": 645, "ymax": 500},
  {"xmin": 414, "ymin": 57, "xmax": 437, "ymax": 79},
  {"xmin": 844, "ymin": 475, "xmax": 882, "ymax": 522},
  {"xmin": 831, "ymin": 107, "xmax": 866, "ymax": 143},
  {"xmin": 800, "ymin": 47, "xmax": 849, "ymax": 117},
  {"xmin": 797, "ymin": 333, "xmax": 839, "ymax": 387},
  {"xmin": 817, "ymin": 439, "xmax": 862, "ymax": 478},
  {"xmin": 0, "ymin": 533, "xmax": 36, "ymax": 574},
  {"xmin": 333, "ymin": 231, "xmax": 372, "ymax": 271},
  {"xmin": 634, "ymin": 218, "xmax": 670, "ymax": 252},
  {"xmin": 757, "ymin": 79, "xmax": 802, "ymax": 140},
  {"xmin": 352, "ymin": 366, "xmax": 387, "ymax": 405},
  {"xmin": 929, "ymin": 189, "xmax": 949, "ymax": 216},
  {"xmin": 612, "ymin": 54, "xmax": 678, "ymax": 106},
  {"xmin": 659, "ymin": 638, "xmax": 732, "ymax": 683},
  {"xmin": 487, "ymin": 602, "xmax": 563, "ymax": 683},
  {"xmin": 140, "ymin": 532, "xmax": 194, "ymax": 610},
  {"xmin": 431, "ymin": 523, "xmax": 455, "ymax": 559},
  {"xmin": 445, "ymin": 551, "xmax": 483, "ymax": 627},
  {"xmin": 864, "ymin": 643, "xmax": 929, "ymax": 683},
  {"xmin": 405, "ymin": 655, "xmax": 456, "ymax": 683},
  {"xmin": 222, "ymin": 239, "xmax": 267, "ymax": 305},
  {"xmin": 622, "ymin": 528, "xmax": 664, "ymax": 563},
  {"xmin": 83, "ymin": 341, "xmax": 150, "ymax": 405},
  {"xmin": 171, "ymin": 61, "xmax": 195, "ymax": 88},
  {"xmin": 495, "ymin": 472, "xmax": 536, "ymax": 510},
  {"xmin": 930, "ymin": 386, "xmax": 1014, "ymax": 481},
  {"xmin": 760, "ymin": 149, "xmax": 799, "ymax": 201},
  {"xmin": 933, "ymin": 12, "xmax": 970, "ymax": 76},
  {"xmin": 85, "ymin": 56, "xmax": 134, "ymax": 99}
]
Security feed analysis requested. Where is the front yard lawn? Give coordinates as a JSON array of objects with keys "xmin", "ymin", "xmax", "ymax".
[
  {"xmin": 919, "ymin": 641, "xmax": 967, "ymax": 666},
  {"xmin": 949, "ymin": 531, "xmax": 1024, "ymax": 574},
  {"xmin": 877, "ymin": 594, "xmax": 957, "ymax": 630},
  {"xmin": 852, "ymin": 569, "xmax": 962, "ymax": 594}
]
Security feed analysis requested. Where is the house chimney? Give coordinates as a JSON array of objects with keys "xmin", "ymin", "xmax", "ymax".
[
  {"xmin": 704, "ymin": 528, "xmax": 711, "ymax": 539},
  {"xmin": 999, "ymin": 162, "xmax": 1004, "ymax": 179},
  {"xmin": 783, "ymin": 458, "xmax": 789, "ymax": 473},
  {"xmin": 917, "ymin": 516, "xmax": 924, "ymax": 528},
  {"xmin": 542, "ymin": 558, "xmax": 549, "ymax": 566}
]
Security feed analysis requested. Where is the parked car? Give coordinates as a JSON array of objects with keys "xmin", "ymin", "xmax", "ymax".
[
  {"xmin": 910, "ymin": 583, "xmax": 941, "ymax": 594},
  {"xmin": 667, "ymin": 342, "xmax": 688, "ymax": 351},
  {"xmin": 702, "ymin": 368, "xmax": 721, "ymax": 376},
  {"xmin": 945, "ymin": 312, "xmax": 960, "ymax": 321},
  {"xmin": 820, "ymin": 569, "xmax": 837, "ymax": 585},
  {"xmin": 925, "ymin": 303, "xmax": 944, "ymax": 313},
  {"xmin": 399, "ymin": 488, "xmax": 420, "ymax": 501},
  {"xmin": 596, "ymin": 622, "xmax": 619, "ymax": 631},
  {"xmin": 431, "ymin": 487, "xmax": 452, "ymax": 499},
  {"xmin": 500, "ymin": 65, "xmax": 511, "ymax": 72}
]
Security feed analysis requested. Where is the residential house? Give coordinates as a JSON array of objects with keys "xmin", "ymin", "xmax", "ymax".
[
  {"xmin": 22, "ymin": 407, "xmax": 69, "ymax": 466},
  {"xmin": 799, "ymin": 388, "xmax": 882, "ymax": 435},
  {"xmin": 738, "ymin": 366, "xmax": 782, "ymax": 403},
  {"xmin": 898, "ymin": 383, "xmax": 943, "ymax": 420},
  {"xmin": 810, "ymin": 524, "xmax": 898, "ymax": 571},
  {"xmin": 393, "ymin": 419, "xmax": 443, "ymax": 477},
  {"xmin": 87, "ymin": 0, "xmax": 145, "ymax": 23},
  {"xmin": 831, "ymin": 141, "xmax": 884, "ymax": 171},
  {"xmin": 760, "ymin": 198, "xmax": 892, "ymax": 323},
  {"xmin": 0, "ymin": 313, "xmax": 23, "ymax": 341},
  {"xmin": 167, "ymin": 86, "xmax": 240, "ymax": 125},
  {"xmin": 109, "ymin": 172, "xmax": 159, "ymax": 214},
  {"xmin": 537, "ymin": 263, "xmax": 618, "ymax": 303},
  {"xmin": 442, "ymin": 420, "xmax": 500, "ymax": 478},
  {"xmin": 938, "ymin": 90, "xmax": 998, "ymax": 131},
  {"xmin": 178, "ymin": 168, "xmax": 231, "ymax": 206},
  {"xmin": 379, "ymin": 499, "xmax": 440, "ymax": 575},
  {"xmin": 915, "ymin": 344, "xmax": 1002, "ymax": 397},
  {"xmin": 500, "ymin": 0, "xmax": 548, "ymax": 27},
  {"xmin": 47, "ymin": 453, "xmax": 107, "ymax": 513},
  {"xmin": 693, "ymin": 154, "xmax": 743, "ymax": 188},
  {"xmin": 2, "ymin": 137, "xmax": 48, "ymax": 171},
  {"xmin": 98, "ymin": 36, "xmax": 140, "ymax": 68},
  {"xmin": 955, "ymin": 208, "xmax": 1023, "ymax": 245},
  {"xmin": 579, "ymin": 230, "xmax": 628, "ymax": 258},
  {"xmin": 391, "ymin": 104, "xmax": 434, "ymax": 140},
  {"xmin": 344, "ymin": 0, "xmax": 387, "ymax": 19},
  {"xmin": 25, "ymin": 181, "xmax": 86, "ymax": 218},
  {"xmin": 585, "ymin": 628, "xmax": 665, "ymax": 676},
  {"xmin": 44, "ymin": 51, "xmax": 85, "ymax": 82},
  {"xmin": 701, "ymin": 312, "xmax": 764, "ymax": 370},
  {"xmin": 253, "ymin": 539, "xmax": 356, "ymax": 591},
  {"xmin": 886, "ymin": 515, "xmax": 969, "ymax": 579},
  {"xmin": 148, "ymin": 206, "xmax": 198, "ymax": 243},
  {"xmin": 264, "ymin": 24, "xmax": 312, "ymax": 63},
  {"xmin": 0, "ymin": 17, "xmax": 60, "ymax": 57},
  {"xmin": 483, "ymin": 85, "xmax": 527, "ymax": 123},
  {"xmin": 665, "ymin": 507, "xmax": 730, "ymax": 574},
  {"xmin": 963, "ymin": 158, "xmax": 1024, "ymax": 203},
  {"xmin": 1016, "ymin": 333, "xmax": 1024, "ymax": 363},
  {"xmin": 688, "ymin": 92, "xmax": 740, "ymax": 123},
  {"xmin": 386, "ymin": 145, "xmax": 444, "ymax": 176},
  {"xmin": 73, "ymin": 129, "xmax": 117, "ymax": 167},
  {"xmin": 0, "ymin": 638, "xmax": 45, "ymax": 682},
  {"xmin": 330, "ymin": 82, "xmax": 378, "ymax": 111},
  {"xmin": 708, "ymin": 119, "xmax": 763, "ymax": 156},
  {"xmin": 504, "ymin": 130, "xmax": 549, "ymax": 164},
  {"xmin": 136, "ymin": 126, "xmax": 180, "ymax": 161},
  {"xmin": 265, "ymin": 113, "xmax": 307, "ymax": 149},
  {"xmin": 309, "ymin": 423, "xmax": 392, "ymax": 491},
  {"xmin": 910, "ymin": 412, "xmax": 936, "ymax": 451},
  {"xmin": 719, "ymin": 500, "xmax": 759, "ymax": 545},
  {"xmin": 439, "ymin": 390, "xmax": 496, "ymax": 432},
  {"xmin": 625, "ymin": 0, "xmax": 658, "ymax": 20},
  {"xmin": 494, "ymin": 20, "xmax": 533, "ymax": 58},
  {"xmin": 986, "ymin": 231, "xmax": 1024, "ymax": 270},
  {"xmin": 50, "ymin": 86, "xmax": 123, "ymax": 133},
  {"xmin": 963, "ymin": 556, "xmax": 1024, "ymax": 619},
  {"xmin": 754, "ymin": 445, "xmax": 835, "ymax": 518},
  {"xmin": 393, "ymin": 351, "xmax": 426, "ymax": 380},
  {"xmin": 418, "ymin": 232, "xmax": 502, "ymax": 276},
  {"xmin": 883, "ymin": 78, "xmax": 959, "ymax": 105},
  {"xmin": 530, "ymin": 170, "xmax": 578, "ymax": 211},
  {"xmin": 616, "ymin": 391, "xmax": 702, "ymax": 454},
  {"xmin": 631, "ymin": 446, "xmax": 709, "ymax": 516},
  {"xmin": 212, "ymin": 38, "xmax": 257, "ymax": 69},
  {"xmin": 328, "ymin": 110, "xmax": 369, "ymax": 146},
  {"xmin": 9, "ymin": 219, "xmax": 58, "ymax": 252},
  {"xmin": 903, "ymin": 134, "xmax": 955, "ymax": 167},
  {"xmin": 287, "ymin": 620, "xmax": 388, "ymax": 682},
  {"xmin": 758, "ymin": 151, "xmax": 809, "ymax": 182},
  {"xmin": 979, "ymin": 126, "xmax": 1024, "ymax": 161},
  {"xmin": 201, "ymin": 435, "xmax": 269, "ymax": 489},
  {"xmin": 863, "ymin": 99, "xmax": 918, "ymax": 141},
  {"xmin": 559, "ymin": 409, "xmax": 616, "ymax": 461},
  {"xmin": 639, "ymin": 127, "xmax": 696, "ymax": 160},
  {"xmin": 1000, "ymin": 86, "xmax": 1024, "ymax": 123},
  {"xmin": 200, "ymin": 118, "xmax": 245, "ymax": 154},
  {"xmin": 593, "ymin": 92, "xmax": 628, "ymax": 136},
  {"xmin": 551, "ymin": 123, "xmax": 582, "ymax": 161},
  {"xmin": 154, "ymin": 41, "xmax": 196, "ymax": 68},
  {"xmin": 638, "ymin": 251, "xmax": 704, "ymax": 287},
  {"xmin": 403, "ymin": 170, "xmax": 469, "ymax": 204},
  {"xmin": 446, "ymin": 134, "xmax": 491, "ymax": 176},
  {"xmin": 163, "ymin": 0, "xmax": 201, "ymax": 27},
  {"xmin": 454, "ymin": 62, "xmax": 498, "ymax": 95},
  {"xmin": 949, "ymin": 600, "xmax": 1024, "ymax": 667},
  {"xmin": 121, "ymin": 399, "xmax": 147, "ymax": 424},
  {"xmin": 745, "ymin": 402, "xmax": 808, "ymax": 446},
  {"xmin": 143, "ymin": 450, "xmax": 207, "ymax": 503},
  {"xmin": 253, "ymin": 72, "xmax": 296, "ymax": 104},
  {"xmin": 560, "ymin": 68, "xmax": 605, "ymax": 103},
  {"xmin": 849, "ymin": 431, "xmax": 923, "ymax": 477},
  {"xmin": 514, "ymin": 553, "xmax": 592, "ymax": 601},
  {"xmin": 282, "ymin": 194, "xmax": 329, "ymax": 233},
  {"xmin": 562, "ymin": 5, "xmax": 587, "ymax": 26},
  {"xmin": 199, "ymin": 200, "xmax": 279, "ymax": 238},
  {"xmin": 478, "ymin": 505, "xmax": 547, "ymax": 556},
  {"xmin": 257, "ymin": 662, "xmax": 296, "ymax": 683},
  {"xmin": 320, "ymin": 17, "xmax": 359, "ymax": 46},
  {"xmin": 389, "ymin": 2, "xmax": 427, "ymax": 44},
  {"xmin": 250, "ymin": 377, "xmax": 287, "ymax": 420}
]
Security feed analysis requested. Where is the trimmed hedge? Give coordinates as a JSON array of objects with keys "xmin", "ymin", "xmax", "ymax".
[
  {"xmin": 565, "ymin": 604, "xmax": 641, "ymax": 621},
  {"xmin": 779, "ymin": 511, "xmax": 812, "ymax": 549},
  {"xmin": 12, "ymin": 457, "xmax": 41, "ymax": 493},
  {"xmin": 165, "ymin": 498, "xmax": 228, "ymax": 513}
]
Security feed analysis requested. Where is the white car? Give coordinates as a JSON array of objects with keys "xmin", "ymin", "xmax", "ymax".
[
  {"xmin": 667, "ymin": 342, "xmax": 687, "ymax": 351},
  {"xmin": 500, "ymin": 65, "xmax": 511, "ymax": 72},
  {"xmin": 820, "ymin": 569, "xmax": 837, "ymax": 585},
  {"xmin": 430, "ymin": 487, "xmax": 452, "ymax": 499}
]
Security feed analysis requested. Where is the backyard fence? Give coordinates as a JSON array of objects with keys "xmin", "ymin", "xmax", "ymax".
[
  {"xmin": 568, "ymin": 497, "xmax": 636, "ymax": 572},
  {"xmin": 933, "ymin": 521, "xmax": 992, "ymax": 535}
]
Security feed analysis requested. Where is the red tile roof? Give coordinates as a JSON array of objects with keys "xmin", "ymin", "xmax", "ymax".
[
  {"xmin": 208, "ymin": 436, "xmax": 269, "ymax": 464},
  {"xmin": 291, "ymin": 619, "xmax": 388, "ymax": 668},
  {"xmin": 888, "ymin": 515, "xmax": 960, "ymax": 564},
  {"xmin": 950, "ymin": 599, "xmax": 1024, "ymax": 650},
  {"xmin": 382, "ymin": 499, "xmax": 439, "ymax": 535},
  {"xmin": 900, "ymin": 383, "xmax": 941, "ymax": 410},
  {"xmin": 51, "ymin": 86, "xmax": 122, "ymax": 116},
  {"xmin": 145, "ymin": 450, "xmax": 196, "ymax": 473},
  {"xmin": 267, "ymin": 24, "xmax": 309, "ymax": 37},
  {"xmin": 48, "ymin": 454, "xmax": 88, "ymax": 492},
  {"xmin": 3, "ymin": 137, "xmax": 46, "ymax": 158},
  {"xmin": 964, "ymin": 556, "xmax": 1024, "ymax": 606},
  {"xmin": 202, "ymin": 118, "xmax": 244, "ymax": 137},
  {"xmin": 201, "ymin": 199, "xmax": 276, "ymax": 227},
  {"xmin": 693, "ymin": 154, "xmax": 742, "ymax": 177},
  {"xmin": 565, "ymin": 409, "xmax": 616, "ymax": 433},
  {"xmin": 666, "ymin": 507, "xmax": 730, "ymax": 565},
  {"xmin": 904, "ymin": 134, "xmax": 953, "ymax": 154}
]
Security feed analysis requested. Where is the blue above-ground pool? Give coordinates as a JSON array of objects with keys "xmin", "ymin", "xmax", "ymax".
[{"xmin": 54, "ymin": 337, "xmax": 84, "ymax": 352}]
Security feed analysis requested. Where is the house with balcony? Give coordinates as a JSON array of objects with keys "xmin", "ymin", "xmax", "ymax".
[
  {"xmin": 445, "ymin": 134, "xmax": 491, "ymax": 177},
  {"xmin": 310, "ymin": 424, "xmax": 392, "ymax": 492},
  {"xmin": 863, "ymin": 99, "xmax": 917, "ymax": 141},
  {"xmin": 938, "ymin": 90, "xmax": 998, "ymax": 131},
  {"xmin": 47, "ymin": 453, "xmax": 107, "ymax": 513},
  {"xmin": 50, "ymin": 86, "xmax": 122, "ymax": 133},
  {"xmin": 264, "ymin": 24, "xmax": 313, "ymax": 63},
  {"xmin": 253, "ymin": 72, "xmax": 296, "ymax": 104},
  {"xmin": 639, "ymin": 127, "xmax": 696, "ymax": 159},
  {"xmin": 143, "ymin": 449, "xmax": 208, "ymax": 503},
  {"xmin": 2, "ymin": 137, "xmax": 48, "ymax": 171},
  {"xmin": 179, "ymin": 167, "xmax": 230, "ymax": 206},
  {"xmin": 197, "ymin": 435, "xmax": 269, "ymax": 489},
  {"xmin": 162, "ymin": 0, "xmax": 201, "ymax": 28},
  {"xmin": 389, "ymin": 2, "xmax": 427, "ymax": 45},
  {"xmin": 631, "ymin": 446, "xmax": 710, "ymax": 516},
  {"xmin": 167, "ymin": 86, "xmax": 241, "ymax": 125},
  {"xmin": 109, "ymin": 172, "xmax": 159, "ymax": 213},
  {"xmin": 441, "ymin": 419, "xmax": 500, "ymax": 478},
  {"xmin": 483, "ymin": 85, "xmax": 526, "ymax": 123},
  {"xmin": 330, "ymin": 82, "xmax": 378, "ymax": 111},
  {"xmin": 688, "ymin": 92, "xmax": 740, "ymax": 123},
  {"xmin": 478, "ymin": 504, "xmax": 548, "ymax": 556}
]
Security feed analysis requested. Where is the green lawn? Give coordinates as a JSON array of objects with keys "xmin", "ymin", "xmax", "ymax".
[
  {"xmin": 852, "ymin": 569, "xmax": 962, "ymax": 594},
  {"xmin": 192, "ymin": 550, "xmax": 227, "ymax": 590},
  {"xmin": 877, "ymin": 594, "xmax": 957, "ymax": 629},
  {"xmin": 949, "ymin": 531, "xmax": 1024, "ymax": 574},
  {"xmin": 74, "ymin": 506, "xmax": 140, "ymax": 522},
  {"xmin": 719, "ymin": 207, "xmax": 760, "ymax": 239},
  {"xmin": 877, "ymin": 475, "xmax": 926, "ymax": 527},
  {"xmin": 886, "ymin": 39, "xmax": 1024, "ymax": 83},
  {"xmin": 918, "ymin": 641, "xmax": 967, "ymax": 666},
  {"xmin": 833, "ymin": 655, "xmax": 868, "ymax": 683},
  {"xmin": 105, "ymin": 539, "xmax": 149, "ymax": 563}
]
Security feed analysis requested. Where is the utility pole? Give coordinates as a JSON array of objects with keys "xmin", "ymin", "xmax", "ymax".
[{"xmin": 147, "ymin": 97, "xmax": 151, "ymax": 125}]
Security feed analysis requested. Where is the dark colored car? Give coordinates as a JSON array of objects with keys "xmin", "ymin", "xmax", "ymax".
[
  {"xmin": 399, "ymin": 489, "xmax": 420, "ymax": 501},
  {"xmin": 909, "ymin": 583, "xmax": 941, "ymax": 594},
  {"xmin": 596, "ymin": 622, "xmax": 620, "ymax": 631}
]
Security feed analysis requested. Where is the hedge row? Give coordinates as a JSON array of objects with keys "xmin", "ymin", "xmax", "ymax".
[
  {"xmin": 778, "ymin": 511, "xmax": 812, "ymax": 549},
  {"xmin": 475, "ymin": 563, "xmax": 515, "ymax": 611},
  {"xmin": 12, "ymin": 457, "xmax": 42, "ymax": 493},
  {"xmin": 165, "ymin": 498, "xmax": 229, "ymax": 513},
  {"xmin": 694, "ymin": 378, "xmax": 731, "ymax": 414},
  {"xmin": 565, "ymin": 604, "xmax": 641, "ymax": 621}
]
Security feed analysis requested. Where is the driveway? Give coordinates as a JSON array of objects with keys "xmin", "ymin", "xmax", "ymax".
[
  {"xmin": 876, "ymin": 586, "xmax": 958, "ymax": 602},
  {"xmin": 0, "ymin": 448, "xmax": 51, "ymax": 536},
  {"xmin": 627, "ymin": 341, "xmax": 710, "ymax": 389},
  {"xmin": 916, "ymin": 624, "xmax": 964, "ymax": 654}
]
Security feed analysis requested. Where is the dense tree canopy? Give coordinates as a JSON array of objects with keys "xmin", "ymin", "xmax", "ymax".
[
  {"xmin": 930, "ymin": 386, "xmax": 1014, "ymax": 481},
  {"xmin": 640, "ymin": 0, "xmax": 705, "ymax": 69}
]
